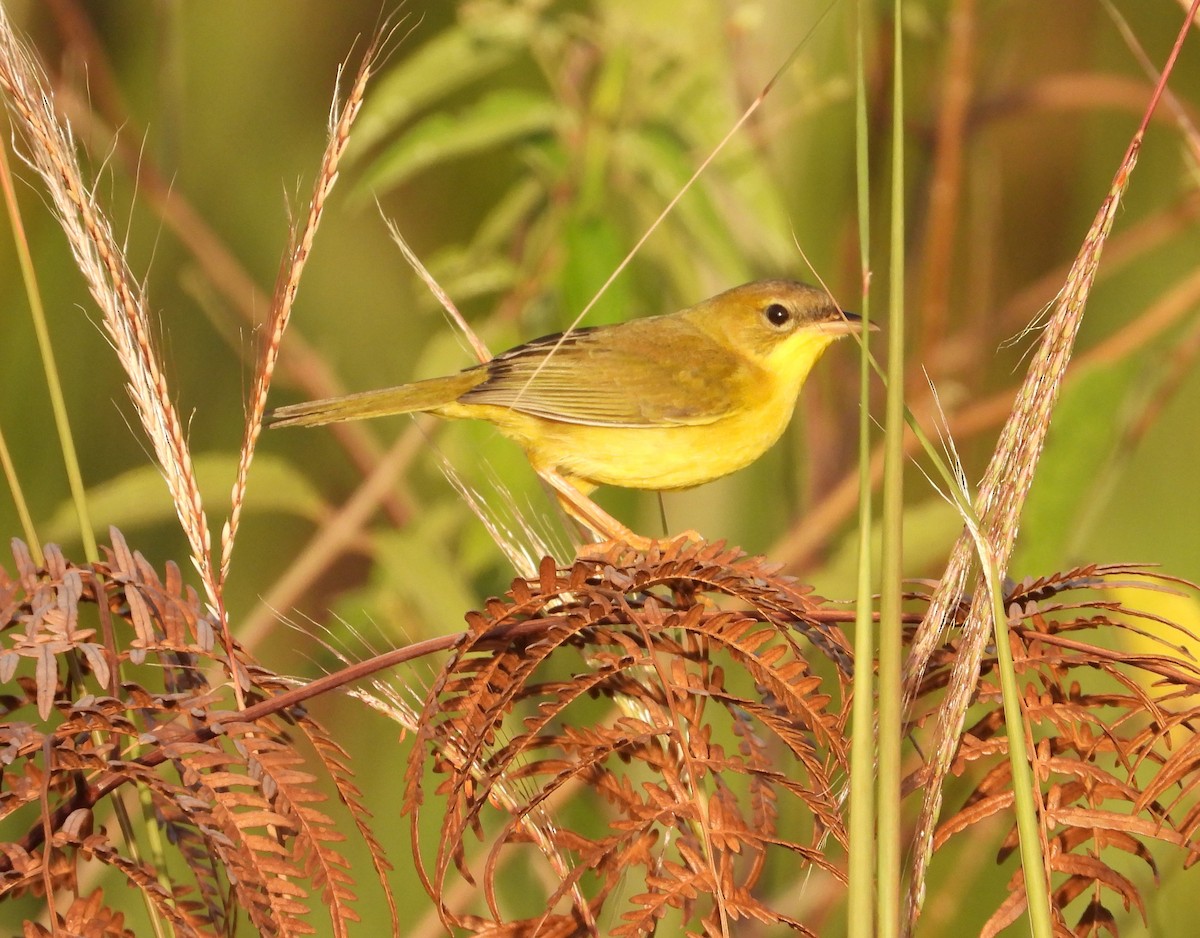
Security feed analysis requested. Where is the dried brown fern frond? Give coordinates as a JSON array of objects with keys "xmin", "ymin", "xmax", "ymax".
[
  {"xmin": 404, "ymin": 539, "xmax": 854, "ymax": 936},
  {"xmin": 19, "ymin": 890, "xmax": 133, "ymax": 938},
  {"xmin": 907, "ymin": 565, "xmax": 1200, "ymax": 937},
  {"xmin": 0, "ymin": 531, "xmax": 391, "ymax": 937}
]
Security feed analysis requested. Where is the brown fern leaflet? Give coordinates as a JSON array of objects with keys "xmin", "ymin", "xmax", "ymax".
[
  {"xmin": 0, "ymin": 531, "xmax": 392, "ymax": 938},
  {"xmin": 907, "ymin": 565, "xmax": 1200, "ymax": 936}
]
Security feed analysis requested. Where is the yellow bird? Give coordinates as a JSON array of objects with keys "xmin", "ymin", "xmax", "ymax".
[{"xmin": 270, "ymin": 280, "xmax": 866, "ymax": 535}]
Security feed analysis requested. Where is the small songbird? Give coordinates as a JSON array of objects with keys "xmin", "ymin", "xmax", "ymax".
[{"xmin": 269, "ymin": 280, "xmax": 866, "ymax": 501}]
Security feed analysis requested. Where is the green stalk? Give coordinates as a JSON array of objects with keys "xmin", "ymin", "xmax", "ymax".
[
  {"xmin": 2, "ymin": 132, "xmax": 170, "ymax": 938},
  {"xmin": 876, "ymin": 0, "xmax": 907, "ymax": 934},
  {"xmin": 0, "ymin": 141, "xmax": 97, "ymax": 562},
  {"xmin": 983, "ymin": 553, "xmax": 1054, "ymax": 937},
  {"xmin": 846, "ymin": 1, "xmax": 877, "ymax": 935},
  {"xmin": 0, "ymin": 424, "xmax": 40, "ymax": 564}
]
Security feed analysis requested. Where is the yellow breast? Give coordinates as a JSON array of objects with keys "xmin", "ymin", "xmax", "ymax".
[{"xmin": 445, "ymin": 378, "xmax": 798, "ymax": 491}]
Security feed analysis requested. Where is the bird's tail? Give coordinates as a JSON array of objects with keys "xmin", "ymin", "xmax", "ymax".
[{"xmin": 268, "ymin": 371, "xmax": 481, "ymax": 428}]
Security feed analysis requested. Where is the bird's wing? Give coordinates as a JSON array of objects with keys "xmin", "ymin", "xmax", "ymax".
[{"xmin": 458, "ymin": 318, "xmax": 746, "ymax": 428}]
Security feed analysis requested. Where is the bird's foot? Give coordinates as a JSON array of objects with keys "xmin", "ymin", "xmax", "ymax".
[{"xmin": 574, "ymin": 529, "xmax": 705, "ymax": 563}]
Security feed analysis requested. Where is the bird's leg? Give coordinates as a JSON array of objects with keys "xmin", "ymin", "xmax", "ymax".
[
  {"xmin": 540, "ymin": 470, "xmax": 706, "ymax": 557},
  {"xmin": 539, "ymin": 469, "xmax": 655, "ymax": 553}
]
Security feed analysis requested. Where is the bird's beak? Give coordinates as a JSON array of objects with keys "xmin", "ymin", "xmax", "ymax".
[{"xmin": 816, "ymin": 310, "xmax": 879, "ymax": 334}]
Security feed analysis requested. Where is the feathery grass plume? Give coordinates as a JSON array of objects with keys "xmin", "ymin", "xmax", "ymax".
[
  {"xmin": 49, "ymin": 6, "xmax": 411, "ymax": 528},
  {"xmin": 0, "ymin": 7, "xmax": 233, "ymax": 675},
  {"xmin": 907, "ymin": 129, "xmax": 1129, "ymax": 929},
  {"xmin": 222, "ymin": 22, "xmax": 402, "ymax": 590},
  {"xmin": 902, "ymin": 5, "xmax": 1199, "ymax": 925}
]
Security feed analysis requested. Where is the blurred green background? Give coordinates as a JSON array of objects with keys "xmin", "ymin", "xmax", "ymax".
[{"xmin": 2, "ymin": 0, "xmax": 1198, "ymax": 934}]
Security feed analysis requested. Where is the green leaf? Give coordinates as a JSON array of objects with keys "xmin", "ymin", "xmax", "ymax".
[
  {"xmin": 41, "ymin": 453, "xmax": 326, "ymax": 547},
  {"xmin": 620, "ymin": 125, "xmax": 747, "ymax": 284},
  {"xmin": 560, "ymin": 213, "xmax": 633, "ymax": 326},
  {"xmin": 355, "ymin": 88, "xmax": 560, "ymax": 196},
  {"xmin": 349, "ymin": 9, "xmax": 538, "ymax": 158}
]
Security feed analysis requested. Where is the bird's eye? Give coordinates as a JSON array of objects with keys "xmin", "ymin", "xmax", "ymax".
[{"xmin": 764, "ymin": 303, "xmax": 792, "ymax": 328}]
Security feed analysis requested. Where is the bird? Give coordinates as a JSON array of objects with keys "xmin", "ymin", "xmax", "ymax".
[{"xmin": 270, "ymin": 279, "xmax": 867, "ymax": 541}]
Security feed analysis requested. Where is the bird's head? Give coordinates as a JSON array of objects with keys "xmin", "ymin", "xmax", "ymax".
[{"xmin": 688, "ymin": 279, "xmax": 870, "ymax": 391}]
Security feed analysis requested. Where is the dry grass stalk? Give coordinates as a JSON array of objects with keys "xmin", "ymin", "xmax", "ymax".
[
  {"xmin": 0, "ymin": 8, "xmax": 227, "ymax": 660},
  {"xmin": 903, "ymin": 135, "xmax": 1136, "ymax": 928},
  {"xmin": 222, "ymin": 23, "xmax": 400, "ymax": 589},
  {"xmin": 385, "ymin": 217, "xmax": 493, "ymax": 364}
]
